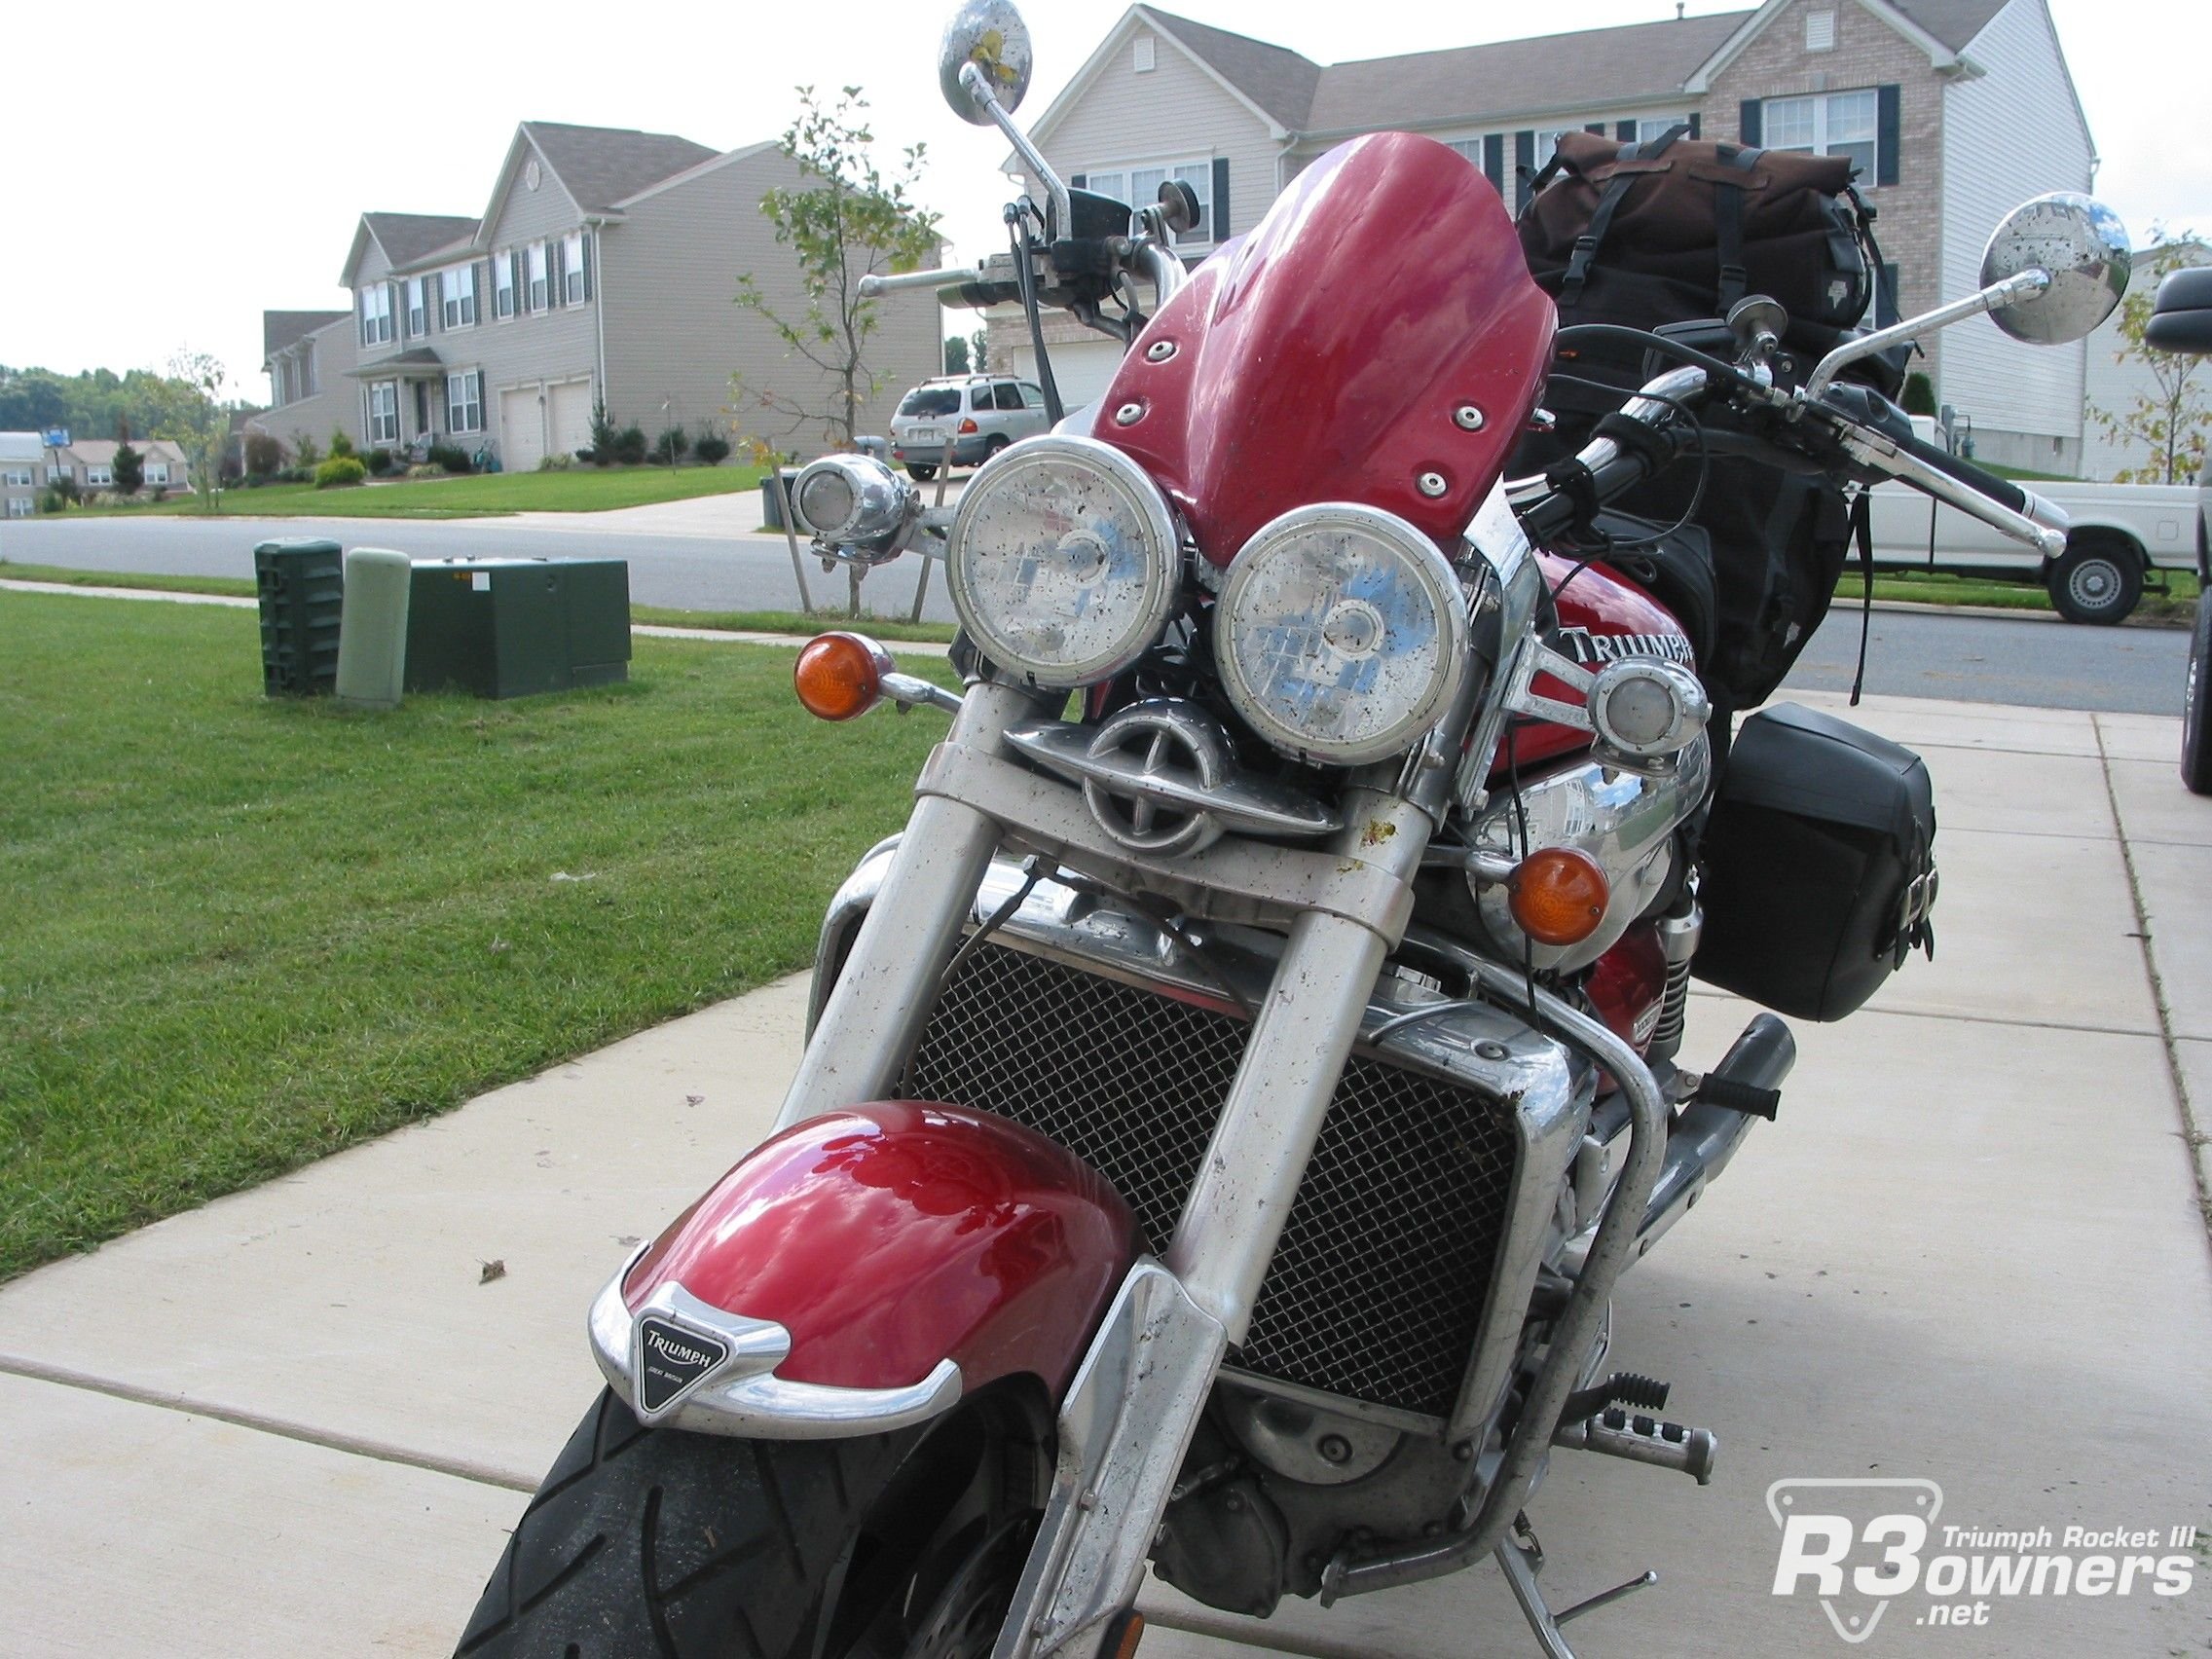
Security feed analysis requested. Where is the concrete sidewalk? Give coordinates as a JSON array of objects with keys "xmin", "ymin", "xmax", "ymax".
[{"xmin": 2, "ymin": 690, "xmax": 2207, "ymax": 1657}]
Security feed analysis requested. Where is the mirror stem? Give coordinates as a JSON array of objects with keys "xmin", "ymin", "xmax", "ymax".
[
  {"xmin": 1803, "ymin": 269, "xmax": 2050, "ymax": 403},
  {"xmin": 960, "ymin": 60, "xmax": 1070, "ymax": 241}
]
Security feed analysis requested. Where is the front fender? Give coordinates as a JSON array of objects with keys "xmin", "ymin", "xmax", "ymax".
[{"xmin": 594, "ymin": 1103, "xmax": 1138, "ymax": 1435}]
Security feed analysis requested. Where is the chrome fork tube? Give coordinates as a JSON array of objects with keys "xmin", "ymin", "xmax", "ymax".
[
  {"xmin": 1164, "ymin": 787, "xmax": 1436, "ymax": 1341},
  {"xmin": 773, "ymin": 682, "xmax": 1032, "ymax": 1130}
]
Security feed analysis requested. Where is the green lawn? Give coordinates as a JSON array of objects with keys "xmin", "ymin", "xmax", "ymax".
[
  {"xmin": 1837, "ymin": 566, "xmax": 2201, "ymax": 618},
  {"xmin": 55, "ymin": 463, "xmax": 766, "ymax": 520},
  {"xmin": 0, "ymin": 589, "xmax": 953, "ymax": 1278}
]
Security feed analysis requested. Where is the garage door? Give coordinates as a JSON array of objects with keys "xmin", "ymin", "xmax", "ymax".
[
  {"xmin": 500, "ymin": 387, "xmax": 544, "ymax": 472},
  {"xmin": 548, "ymin": 382, "xmax": 593, "ymax": 461},
  {"xmin": 1008, "ymin": 339, "xmax": 1124, "ymax": 418}
]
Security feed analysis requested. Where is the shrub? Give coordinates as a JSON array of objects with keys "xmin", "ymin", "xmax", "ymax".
[
  {"xmin": 589, "ymin": 397, "xmax": 619, "ymax": 464},
  {"xmin": 328, "ymin": 427, "xmax": 355, "ymax": 460},
  {"xmin": 47, "ymin": 474, "xmax": 81, "ymax": 504},
  {"xmin": 365, "ymin": 447, "xmax": 395, "ymax": 477},
  {"xmin": 39, "ymin": 488, "xmax": 70, "ymax": 513},
  {"xmin": 245, "ymin": 433, "xmax": 282, "ymax": 477},
  {"xmin": 314, "ymin": 456, "xmax": 367, "ymax": 489},
  {"xmin": 693, "ymin": 431, "xmax": 731, "ymax": 466},
  {"xmin": 574, "ymin": 446, "xmax": 597, "ymax": 464},
  {"xmin": 537, "ymin": 453, "xmax": 575, "ymax": 470},
  {"xmin": 426, "ymin": 443, "xmax": 473, "ymax": 475},
  {"xmin": 292, "ymin": 433, "xmax": 321, "ymax": 468},
  {"xmin": 612, "ymin": 425, "xmax": 648, "ymax": 466},
  {"xmin": 405, "ymin": 462, "xmax": 447, "ymax": 480},
  {"xmin": 1902, "ymin": 372, "xmax": 1937, "ymax": 417},
  {"xmin": 651, "ymin": 426, "xmax": 690, "ymax": 465},
  {"xmin": 112, "ymin": 443, "xmax": 144, "ymax": 496},
  {"xmin": 145, "ymin": 487, "xmax": 166, "ymax": 503}
]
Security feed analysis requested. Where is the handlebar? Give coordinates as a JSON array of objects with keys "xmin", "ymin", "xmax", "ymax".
[
  {"xmin": 1817, "ymin": 407, "xmax": 2069, "ymax": 559},
  {"xmin": 1887, "ymin": 425, "xmax": 2026, "ymax": 515},
  {"xmin": 859, "ymin": 266, "xmax": 984, "ymax": 299}
]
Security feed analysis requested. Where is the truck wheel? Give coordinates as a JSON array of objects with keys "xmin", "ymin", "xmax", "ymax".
[
  {"xmin": 2183, "ymin": 591, "xmax": 2212, "ymax": 795},
  {"xmin": 2047, "ymin": 535, "xmax": 2143, "ymax": 625}
]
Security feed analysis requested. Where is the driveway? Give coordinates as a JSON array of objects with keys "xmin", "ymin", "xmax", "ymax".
[{"xmin": 0, "ymin": 680, "xmax": 2206, "ymax": 1657}]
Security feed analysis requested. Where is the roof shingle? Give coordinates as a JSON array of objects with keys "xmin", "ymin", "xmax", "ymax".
[
  {"xmin": 1140, "ymin": 8, "xmax": 1323, "ymax": 128},
  {"xmin": 363, "ymin": 212, "xmax": 481, "ymax": 267},
  {"xmin": 263, "ymin": 310, "xmax": 348, "ymax": 361},
  {"xmin": 521, "ymin": 122, "xmax": 720, "ymax": 212}
]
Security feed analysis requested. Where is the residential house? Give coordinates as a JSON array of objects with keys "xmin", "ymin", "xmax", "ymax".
[
  {"xmin": 257, "ymin": 310, "xmax": 355, "ymax": 461},
  {"xmin": 1, "ymin": 432, "xmax": 40, "ymax": 518},
  {"xmin": 251, "ymin": 122, "xmax": 941, "ymax": 469},
  {"xmin": 996, "ymin": 0, "xmax": 2096, "ymax": 470},
  {"xmin": 2079, "ymin": 239, "xmax": 2212, "ymax": 483},
  {"xmin": 46, "ymin": 438, "xmax": 191, "ymax": 495}
]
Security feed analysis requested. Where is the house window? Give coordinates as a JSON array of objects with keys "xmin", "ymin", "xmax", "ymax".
[
  {"xmin": 1083, "ymin": 160, "xmax": 1213, "ymax": 245},
  {"xmin": 2, "ymin": 467, "xmax": 31, "ymax": 487},
  {"xmin": 147, "ymin": 461, "xmax": 170, "ymax": 485},
  {"xmin": 446, "ymin": 371, "xmax": 484, "ymax": 433},
  {"xmin": 6, "ymin": 497, "xmax": 31, "ymax": 518},
  {"xmin": 369, "ymin": 382, "xmax": 399, "ymax": 445},
  {"xmin": 1763, "ymin": 89, "xmax": 1879, "ymax": 178},
  {"xmin": 45, "ymin": 463, "xmax": 69, "ymax": 485},
  {"xmin": 528, "ymin": 242, "xmax": 549, "ymax": 312},
  {"xmin": 495, "ymin": 254, "xmax": 515, "ymax": 319},
  {"xmin": 563, "ymin": 232, "xmax": 586, "ymax": 304},
  {"xmin": 406, "ymin": 276, "xmax": 427, "ymax": 336},
  {"xmin": 444, "ymin": 264, "xmax": 478, "ymax": 327},
  {"xmin": 359, "ymin": 284, "xmax": 393, "ymax": 346},
  {"xmin": 1637, "ymin": 116, "xmax": 1690, "ymax": 144},
  {"xmin": 87, "ymin": 464, "xmax": 113, "ymax": 487},
  {"xmin": 1805, "ymin": 8, "xmax": 1836, "ymax": 51}
]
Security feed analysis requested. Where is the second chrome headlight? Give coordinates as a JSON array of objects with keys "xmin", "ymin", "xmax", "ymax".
[
  {"xmin": 945, "ymin": 435, "xmax": 1178, "ymax": 688},
  {"xmin": 1215, "ymin": 503, "xmax": 1470, "ymax": 766}
]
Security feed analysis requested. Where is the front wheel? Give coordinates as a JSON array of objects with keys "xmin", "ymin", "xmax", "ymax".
[
  {"xmin": 2183, "ymin": 589, "xmax": 2212, "ymax": 794},
  {"xmin": 2047, "ymin": 536, "xmax": 2143, "ymax": 625},
  {"xmin": 456, "ymin": 1385, "xmax": 1051, "ymax": 1659},
  {"xmin": 905, "ymin": 462, "xmax": 937, "ymax": 481}
]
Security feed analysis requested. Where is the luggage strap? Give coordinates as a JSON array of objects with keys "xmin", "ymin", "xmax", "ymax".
[
  {"xmin": 1849, "ymin": 489, "xmax": 1873, "ymax": 706},
  {"xmin": 1713, "ymin": 142, "xmax": 1762, "ymax": 313}
]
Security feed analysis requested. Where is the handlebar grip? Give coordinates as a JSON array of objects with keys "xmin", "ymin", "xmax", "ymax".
[{"xmin": 1887, "ymin": 428, "xmax": 2027, "ymax": 516}]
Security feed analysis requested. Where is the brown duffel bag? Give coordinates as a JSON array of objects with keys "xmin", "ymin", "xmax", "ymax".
[{"xmin": 1519, "ymin": 125, "xmax": 1880, "ymax": 336}]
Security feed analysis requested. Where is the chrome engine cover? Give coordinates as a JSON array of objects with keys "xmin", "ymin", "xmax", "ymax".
[{"xmin": 1466, "ymin": 734, "xmax": 1712, "ymax": 973}]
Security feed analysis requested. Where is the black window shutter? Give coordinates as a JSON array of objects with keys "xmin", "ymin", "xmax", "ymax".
[
  {"xmin": 1876, "ymin": 84, "xmax": 1901, "ymax": 186},
  {"xmin": 1515, "ymin": 129, "xmax": 1535, "ymax": 174},
  {"xmin": 1878, "ymin": 261, "xmax": 1900, "ymax": 326},
  {"xmin": 1211, "ymin": 157, "xmax": 1230, "ymax": 241},
  {"xmin": 1616, "ymin": 120, "xmax": 1638, "ymax": 142},
  {"xmin": 1585, "ymin": 123, "xmax": 1605, "ymax": 135},
  {"xmin": 582, "ymin": 232, "xmax": 594, "ymax": 303},
  {"xmin": 1739, "ymin": 99, "xmax": 1762, "ymax": 145},
  {"xmin": 1070, "ymin": 172, "xmax": 1087, "ymax": 189},
  {"xmin": 1482, "ymin": 133, "xmax": 1504, "ymax": 194},
  {"xmin": 429, "ymin": 273, "xmax": 442, "ymax": 331},
  {"xmin": 1687, "ymin": 112, "xmax": 1702, "ymax": 139}
]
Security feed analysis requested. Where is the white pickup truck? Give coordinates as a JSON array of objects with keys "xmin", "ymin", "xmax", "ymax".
[{"xmin": 1867, "ymin": 418, "xmax": 2199, "ymax": 623}]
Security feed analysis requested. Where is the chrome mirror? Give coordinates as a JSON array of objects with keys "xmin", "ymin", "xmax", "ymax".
[
  {"xmin": 1980, "ymin": 192, "xmax": 2131, "ymax": 346},
  {"xmin": 939, "ymin": 0, "xmax": 1034, "ymax": 125}
]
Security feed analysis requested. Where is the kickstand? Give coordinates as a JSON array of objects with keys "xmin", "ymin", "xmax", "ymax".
[{"xmin": 1494, "ymin": 1515, "xmax": 1659, "ymax": 1659}]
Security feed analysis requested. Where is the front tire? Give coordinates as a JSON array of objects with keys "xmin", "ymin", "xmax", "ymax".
[
  {"xmin": 2183, "ymin": 589, "xmax": 2212, "ymax": 794},
  {"xmin": 905, "ymin": 463, "xmax": 937, "ymax": 481},
  {"xmin": 2047, "ymin": 536, "xmax": 2143, "ymax": 625},
  {"xmin": 456, "ymin": 1385, "xmax": 1051, "ymax": 1659}
]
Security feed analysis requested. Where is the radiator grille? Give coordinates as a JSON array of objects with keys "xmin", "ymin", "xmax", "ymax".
[{"xmin": 901, "ymin": 941, "xmax": 1521, "ymax": 1419}]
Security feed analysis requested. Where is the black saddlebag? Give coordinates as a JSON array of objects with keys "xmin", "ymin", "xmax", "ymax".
[{"xmin": 1693, "ymin": 703, "xmax": 1936, "ymax": 1021}]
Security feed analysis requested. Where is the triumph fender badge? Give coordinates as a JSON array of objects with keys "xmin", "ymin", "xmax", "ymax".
[{"xmin": 635, "ymin": 1315, "xmax": 732, "ymax": 1415}]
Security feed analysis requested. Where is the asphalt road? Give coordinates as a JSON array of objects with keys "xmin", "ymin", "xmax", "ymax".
[{"xmin": 1, "ymin": 514, "xmax": 2194, "ymax": 714}]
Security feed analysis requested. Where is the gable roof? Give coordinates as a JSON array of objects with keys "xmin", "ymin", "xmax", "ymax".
[
  {"xmin": 365, "ymin": 212, "xmax": 481, "ymax": 267},
  {"xmin": 263, "ymin": 310, "xmax": 348, "ymax": 361},
  {"xmin": 1887, "ymin": 0, "xmax": 2012, "ymax": 51},
  {"xmin": 1141, "ymin": 8, "xmax": 1322, "ymax": 129},
  {"xmin": 1690, "ymin": 0, "xmax": 2012, "ymax": 90},
  {"xmin": 521, "ymin": 121, "xmax": 719, "ymax": 213},
  {"xmin": 1307, "ymin": 11, "xmax": 1751, "ymax": 134}
]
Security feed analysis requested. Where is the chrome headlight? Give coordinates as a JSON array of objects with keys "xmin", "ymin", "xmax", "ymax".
[
  {"xmin": 1214, "ymin": 504, "xmax": 1470, "ymax": 766},
  {"xmin": 945, "ymin": 435, "xmax": 1178, "ymax": 688},
  {"xmin": 792, "ymin": 454, "xmax": 916, "ymax": 558}
]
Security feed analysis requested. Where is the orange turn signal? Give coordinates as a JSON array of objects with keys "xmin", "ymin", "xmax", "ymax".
[
  {"xmin": 793, "ymin": 632, "xmax": 891, "ymax": 721},
  {"xmin": 1506, "ymin": 847, "xmax": 1610, "ymax": 946}
]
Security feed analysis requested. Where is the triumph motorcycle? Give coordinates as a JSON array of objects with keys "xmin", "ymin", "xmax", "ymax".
[{"xmin": 455, "ymin": 6, "xmax": 2131, "ymax": 1655}]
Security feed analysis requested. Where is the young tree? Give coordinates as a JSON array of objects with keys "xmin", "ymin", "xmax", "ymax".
[
  {"xmin": 148, "ymin": 350, "xmax": 231, "ymax": 512},
  {"xmin": 733, "ymin": 86, "xmax": 942, "ymax": 453},
  {"xmin": 971, "ymin": 326, "xmax": 989, "ymax": 374},
  {"xmin": 2088, "ymin": 237, "xmax": 2212, "ymax": 485},
  {"xmin": 112, "ymin": 441, "xmax": 144, "ymax": 496},
  {"xmin": 942, "ymin": 334, "xmax": 971, "ymax": 375}
]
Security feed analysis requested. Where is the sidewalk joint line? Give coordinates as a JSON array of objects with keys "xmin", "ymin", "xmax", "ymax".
[
  {"xmin": 0, "ymin": 1352, "xmax": 539, "ymax": 1494},
  {"xmin": 2092, "ymin": 715, "xmax": 2212, "ymax": 1253}
]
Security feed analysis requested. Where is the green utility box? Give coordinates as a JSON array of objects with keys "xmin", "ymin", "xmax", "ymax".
[
  {"xmin": 404, "ymin": 558, "xmax": 632, "ymax": 699},
  {"xmin": 759, "ymin": 469, "xmax": 803, "ymax": 531},
  {"xmin": 254, "ymin": 538, "xmax": 346, "ymax": 695}
]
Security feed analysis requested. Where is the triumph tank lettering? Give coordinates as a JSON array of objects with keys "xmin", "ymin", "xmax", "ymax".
[
  {"xmin": 645, "ymin": 1327, "xmax": 718, "ymax": 1370},
  {"xmin": 1556, "ymin": 626, "xmax": 1695, "ymax": 668}
]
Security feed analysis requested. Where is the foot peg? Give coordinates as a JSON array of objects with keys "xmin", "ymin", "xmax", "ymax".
[
  {"xmin": 1496, "ymin": 1514, "xmax": 1659, "ymax": 1659},
  {"xmin": 1558, "ymin": 1370, "xmax": 1669, "ymax": 1423},
  {"xmin": 1554, "ymin": 1406, "xmax": 1718, "ymax": 1485}
]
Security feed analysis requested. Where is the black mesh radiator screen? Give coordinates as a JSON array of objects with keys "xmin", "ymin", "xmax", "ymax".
[{"xmin": 900, "ymin": 941, "xmax": 1522, "ymax": 1419}]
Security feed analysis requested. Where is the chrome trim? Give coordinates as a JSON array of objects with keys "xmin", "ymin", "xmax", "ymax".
[
  {"xmin": 1131, "ymin": 238, "xmax": 1190, "ymax": 307},
  {"xmin": 881, "ymin": 670, "xmax": 965, "ymax": 717},
  {"xmin": 791, "ymin": 454, "xmax": 919, "ymax": 560},
  {"xmin": 1456, "ymin": 481, "xmax": 1548, "ymax": 813},
  {"xmin": 859, "ymin": 264, "xmax": 985, "ymax": 298},
  {"xmin": 1804, "ymin": 270, "xmax": 2048, "ymax": 402},
  {"xmin": 954, "ymin": 56, "xmax": 1071, "ymax": 240},
  {"xmin": 1005, "ymin": 711, "xmax": 1341, "ymax": 847},
  {"xmin": 1828, "ymin": 419, "xmax": 2069, "ymax": 558},
  {"xmin": 1589, "ymin": 657, "xmax": 1710, "ymax": 760},
  {"xmin": 1464, "ymin": 736, "xmax": 1711, "ymax": 974},
  {"xmin": 587, "ymin": 1257, "xmax": 965, "ymax": 1439},
  {"xmin": 992, "ymin": 1261, "xmax": 1226, "ymax": 1659}
]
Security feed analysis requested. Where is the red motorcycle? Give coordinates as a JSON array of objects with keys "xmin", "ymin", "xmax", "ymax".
[{"xmin": 455, "ymin": 6, "xmax": 2129, "ymax": 1655}]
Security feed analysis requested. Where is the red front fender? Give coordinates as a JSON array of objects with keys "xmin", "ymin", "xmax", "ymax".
[{"xmin": 625, "ymin": 1103, "xmax": 1139, "ymax": 1401}]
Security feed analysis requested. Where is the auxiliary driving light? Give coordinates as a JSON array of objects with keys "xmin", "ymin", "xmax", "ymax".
[
  {"xmin": 793, "ymin": 632, "xmax": 893, "ymax": 721},
  {"xmin": 1506, "ymin": 847, "xmax": 1611, "ymax": 946},
  {"xmin": 791, "ymin": 454, "xmax": 916, "ymax": 550}
]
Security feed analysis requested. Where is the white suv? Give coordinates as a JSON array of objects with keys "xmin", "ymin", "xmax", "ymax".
[{"xmin": 889, "ymin": 375, "xmax": 1050, "ymax": 480}]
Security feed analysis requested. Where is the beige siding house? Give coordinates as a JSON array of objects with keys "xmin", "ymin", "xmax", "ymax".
[
  {"xmin": 254, "ymin": 310, "xmax": 354, "ymax": 459},
  {"xmin": 1, "ymin": 432, "xmax": 40, "ymax": 518},
  {"xmin": 45, "ymin": 439, "xmax": 191, "ymax": 494},
  {"xmin": 996, "ymin": 0, "xmax": 2096, "ymax": 468},
  {"xmin": 253, "ymin": 122, "xmax": 941, "ymax": 469}
]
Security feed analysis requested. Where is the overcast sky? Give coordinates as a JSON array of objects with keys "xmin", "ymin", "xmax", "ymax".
[{"xmin": 4, "ymin": 0, "xmax": 2203, "ymax": 403}]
